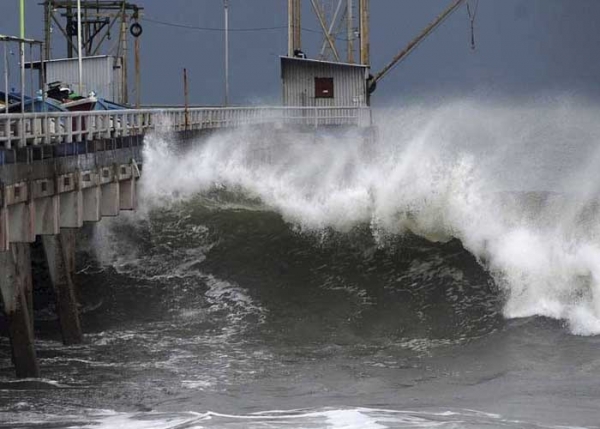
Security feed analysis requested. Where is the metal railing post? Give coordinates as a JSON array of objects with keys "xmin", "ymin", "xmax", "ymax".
[
  {"xmin": 0, "ymin": 106, "xmax": 370, "ymax": 154},
  {"xmin": 19, "ymin": 115, "xmax": 26, "ymax": 148}
]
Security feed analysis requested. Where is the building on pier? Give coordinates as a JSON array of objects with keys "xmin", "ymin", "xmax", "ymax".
[{"xmin": 281, "ymin": 57, "xmax": 369, "ymax": 108}]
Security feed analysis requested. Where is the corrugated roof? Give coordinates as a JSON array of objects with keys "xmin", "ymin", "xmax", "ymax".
[{"xmin": 280, "ymin": 56, "xmax": 369, "ymax": 69}]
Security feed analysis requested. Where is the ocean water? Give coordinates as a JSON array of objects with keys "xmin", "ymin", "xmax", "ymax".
[{"xmin": 1, "ymin": 99, "xmax": 600, "ymax": 428}]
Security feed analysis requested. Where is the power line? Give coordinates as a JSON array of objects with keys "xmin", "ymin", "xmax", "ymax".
[
  {"xmin": 142, "ymin": 16, "xmax": 325, "ymax": 35},
  {"xmin": 143, "ymin": 16, "xmax": 286, "ymax": 32}
]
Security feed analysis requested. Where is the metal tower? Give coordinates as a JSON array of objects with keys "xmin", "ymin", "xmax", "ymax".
[
  {"xmin": 288, "ymin": 0, "xmax": 369, "ymax": 65},
  {"xmin": 41, "ymin": 1, "xmax": 143, "ymax": 105}
]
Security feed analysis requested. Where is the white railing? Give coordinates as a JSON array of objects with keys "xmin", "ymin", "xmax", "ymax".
[{"xmin": 0, "ymin": 106, "xmax": 371, "ymax": 149}]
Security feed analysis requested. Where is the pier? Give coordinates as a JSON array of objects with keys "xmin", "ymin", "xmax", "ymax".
[
  {"xmin": 0, "ymin": 105, "xmax": 371, "ymax": 377},
  {"xmin": 0, "ymin": 0, "xmax": 463, "ymax": 378}
]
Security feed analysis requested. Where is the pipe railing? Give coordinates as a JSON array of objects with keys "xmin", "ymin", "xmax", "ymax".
[{"xmin": 0, "ymin": 106, "xmax": 371, "ymax": 149}]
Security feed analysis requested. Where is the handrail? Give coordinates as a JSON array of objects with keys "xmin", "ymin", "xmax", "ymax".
[{"xmin": 0, "ymin": 106, "xmax": 371, "ymax": 149}]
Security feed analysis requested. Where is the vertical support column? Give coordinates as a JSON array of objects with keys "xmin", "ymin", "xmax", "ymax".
[
  {"xmin": 359, "ymin": 0, "xmax": 370, "ymax": 65},
  {"xmin": 81, "ymin": 170, "xmax": 101, "ymax": 222},
  {"xmin": 82, "ymin": 186, "xmax": 101, "ymax": 222},
  {"xmin": 35, "ymin": 195, "xmax": 60, "ymax": 235},
  {"xmin": 118, "ymin": 164, "xmax": 136, "ymax": 211},
  {"xmin": 44, "ymin": 1, "xmax": 52, "ymax": 61},
  {"xmin": 100, "ymin": 166, "xmax": 120, "ymax": 217},
  {"xmin": 59, "ymin": 190, "xmax": 83, "ymax": 228},
  {"xmin": 0, "ymin": 205, "xmax": 9, "ymax": 252},
  {"xmin": 0, "ymin": 244, "xmax": 40, "ymax": 378},
  {"xmin": 120, "ymin": 6, "xmax": 129, "ymax": 105},
  {"xmin": 288, "ymin": 0, "xmax": 301, "ymax": 56},
  {"xmin": 42, "ymin": 229, "xmax": 82, "ymax": 345},
  {"xmin": 66, "ymin": 0, "xmax": 74, "ymax": 58},
  {"xmin": 347, "ymin": 0, "xmax": 354, "ymax": 63},
  {"xmin": 119, "ymin": 178, "xmax": 136, "ymax": 211},
  {"xmin": 8, "ymin": 202, "xmax": 36, "ymax": 243},
  {"xmin": 100, "ymin": 182, "xmax": 120, "ymax": 216},
  {"xmin": 58, "ymin": 173, "xmax": 83, "ymax": 229},
  {"xmin": 16, "ymin": 243, "xmax": 34, "ymax": 341}
]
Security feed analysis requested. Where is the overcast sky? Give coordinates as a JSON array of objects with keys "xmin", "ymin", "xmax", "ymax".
[{"xmin": 1, "ymin": 1, "xmax": 600, "ymax": 106}]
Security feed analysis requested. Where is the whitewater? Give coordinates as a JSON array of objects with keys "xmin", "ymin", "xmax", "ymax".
[
  {"xmin": 1, "ymin": 98, "xmax": 600, "ymax": 428},
  {"xmin": 143, "ymin": 98, "xmax": 600, "ymax": 336}
]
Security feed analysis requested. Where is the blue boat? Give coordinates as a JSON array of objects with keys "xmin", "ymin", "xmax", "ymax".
[
  {"xmin": 94, "ymin": 97, "xmax": 129, "ymax": 111},
  {"xmin": 0, "ymin": 92, "xmax": 67, "ymax": 113}
]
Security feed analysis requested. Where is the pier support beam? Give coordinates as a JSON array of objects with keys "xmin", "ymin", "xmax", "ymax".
[
  {"xmin": 42, "ymin": 229, "xmax": 82, "ymax": 345},
  {"xmin": 82, "ymin": 186, "xmax": 101, "ymax": 222},
  {"xmin": 35, "ymin": 196, "xmax": 60, "ymax": 236},
  {"xmin": 119, "ymin": 178, "xmax": 136, "ymax": 210},
  {"xmin": 8, "ymin": 202, "xmax": 35, "ymax": 243},
  {"xmin": 0, "ymin": 244, "xmax": 40, "ymax": 378},
  {"xmin": 0, "ymin": 208, "xmax": 9, "ymax": 252},
  {"xmin": 100, "ymin": 182, "xmax": 120, "ymax": 217},
  {"xmin": 59, "ymin": 190, "xmax": 83, "ymax": 228}
]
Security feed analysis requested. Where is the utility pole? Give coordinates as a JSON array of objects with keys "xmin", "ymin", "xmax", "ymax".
[
  {"xmin": 359, "ymin": 0, "xmax": 369, "ymax": 66},
  {"xmin": 66, "ymin": 0, "xmax": 74, "ymax": 58},
  {"xmin": 288, "ymin": 0, "xmax": 301, "ymax": 56},
  {"xmin": 134, "ymin": 33, "xmax": 140, "ymax": 107},
  {"xmin": 224, "ymin": 0, "xmax": 229, "ymax": 106},
  {"xmin": 120, "ymin": 4, "xmax": 128, "ymax": 104},
  {"xmin": 4, "ymin": 43, "xmax": 9, "ymax": 111},
  {"xmin": 43, "ymin": 1, "xmax": 51, "ymax": 61},
  {"xmin": 288, "ymin": 0, "xmax": 293, "ymax": 56},
  {"xmin": 183, "ymin": 68, "xmax": 189, "ymax": 130},
  {"xmin": 20, "ymin": 0, "xmax": 25, "ymax": 114},
  {"xmin": 76, "ymin": 0, "xmax": 83, "ymax": 94}
]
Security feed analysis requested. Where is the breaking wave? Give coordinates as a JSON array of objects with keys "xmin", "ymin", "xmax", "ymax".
[{"xmin": 137, "ymin": 98, "xmax": 600, "ymax": 335}]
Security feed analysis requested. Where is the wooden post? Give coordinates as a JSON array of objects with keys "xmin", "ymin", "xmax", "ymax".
[
  {"xmin": 347, "ymin": 0, "xmax": 354, "ymax": 63},
  {"xmin": 183, "ymin": 68, "xmax": 189, "ymax": 131},
  {"xmin": 288, "ymin": 0, "xmax": 301, "ymax": 56},
  {"xmin": 44, "ymin": 1, "xmax": 52, "ymax": 61},
  {"xmin": 135, "ymin": 36, "xmax": 140, "ymax": 108},
  {"xmin": 120, "ymin": 5, "xmax": 128, "ymax": 104},
  {"xmin": 359, "ymin": 0, "xmax": 369, "ymax": 65}
]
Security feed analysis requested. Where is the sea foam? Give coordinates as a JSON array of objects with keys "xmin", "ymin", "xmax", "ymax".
[{"xmin": 138, "ymin": 97, "xmax": 600, "ymax": 335}]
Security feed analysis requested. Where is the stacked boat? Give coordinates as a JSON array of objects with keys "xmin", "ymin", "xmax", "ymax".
[{"xmin": 0, "ymin": 81, "xmax": 128, "ymax": 113}]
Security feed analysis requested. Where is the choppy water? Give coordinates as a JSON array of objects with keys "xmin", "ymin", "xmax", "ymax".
[{"xmin": 1, "ymin": 99, "xmax": 600, "ymax": 428}]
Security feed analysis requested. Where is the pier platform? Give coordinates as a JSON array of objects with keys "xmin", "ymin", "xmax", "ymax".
[{"xmin": 0, "ymin": 105, "xmax": 371, "ymax": 377}]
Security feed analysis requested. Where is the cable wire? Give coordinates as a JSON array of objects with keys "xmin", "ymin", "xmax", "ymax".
[
  {"xmin": 143, "ymin": 16, "xmax": 286, "ymax": 32},
  {"xmin": 142, "ymin": 16, "xmax": 325, "ymax": 35}
]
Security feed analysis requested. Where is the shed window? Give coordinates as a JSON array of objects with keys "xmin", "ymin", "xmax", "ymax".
[{"xmin": 315, "ymin": 77, "xmax": 334, "ymax": 98}]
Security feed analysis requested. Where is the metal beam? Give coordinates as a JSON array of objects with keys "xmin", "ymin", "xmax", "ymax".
[
  {"xmin": 50, "ymin": 13, "xmax": 78, "ymax": 56},
  {"xmin": 90, "ymin": 13, "xmax": 122, "ymax": 56},
  {"xmin": 318, "ymin": 0, "xmax": 344, "ymax": 60},
  {"xmin": 41, "ymin": 1, "xmax": 142, "ymax": 11},
  {"xmin": 310, "ymin": 0, "xmax": 340, "ymax": 61},
  {"xmin": 371, "ymin": 0, "xmax": 466, "ymax": 87}
]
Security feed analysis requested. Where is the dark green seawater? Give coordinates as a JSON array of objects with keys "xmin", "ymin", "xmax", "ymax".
[{"xmin": 1, "ymin": 101, "xmax": 600, "ymax": 428}]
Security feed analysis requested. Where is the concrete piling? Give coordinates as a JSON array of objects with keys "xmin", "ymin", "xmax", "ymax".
[
  {"xmin": 0, "ymin": 141, "xmax": 139, "ymax": 377},
  {"xmin": 42, "ymin": 229, "xmax": 83, "ymax": 345},
  {"xmin": 0, "ymin": 244, "xmax": 40, "ymax": 378}
]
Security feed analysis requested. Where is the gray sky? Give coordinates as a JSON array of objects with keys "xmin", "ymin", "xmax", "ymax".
[{"xmin": 1, "ymin": 1, "xmax": 600, "ymax": 106}]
